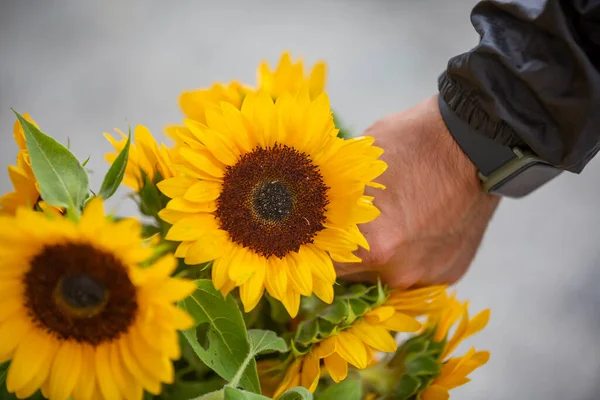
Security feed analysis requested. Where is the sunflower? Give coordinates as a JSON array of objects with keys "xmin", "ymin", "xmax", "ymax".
[
  {"xmin": 0, "ymin": 114, "xmax": 47, "ymax": 215},
  {"xmin": 420, "ymin": 294, "xmax": 490, "ymax": 400},
  {"xmin": 158, "ymin": 89, "xmax": 386, "ymax": 317},
  {"xmin": 266, "ymin": 286, "xmax": 445, "ymax": 398},
  {"xmin": 258, "ymin": 52, "xmax": 326, "ymax": 100},
  {"xmin": 0, "ymin": 198, "xmax": 196, "ymax": 400},
  {"xmin": 104, "ymin": 125, "xmax": 176, "ymax": 191},
  {"xmin": 270, "ymin": 305, "xmax": 420, "ymax": 398}
]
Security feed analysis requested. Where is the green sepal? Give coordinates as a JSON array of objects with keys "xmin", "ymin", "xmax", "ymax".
[{"xmin": 99, "ymin": 126, "xmax": 131, "ymax": 199}]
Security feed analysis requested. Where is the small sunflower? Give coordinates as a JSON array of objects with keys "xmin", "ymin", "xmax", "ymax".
[
  {"xmin": 420, "ymin": 294, "xmax": 490, "ymax": 400},
  {"xmin": 258, "ymin": 52, "xmax": 326, "ymax": 100},
  {"xmin": 267, "ymin": 286, "xmax": 445, "ymax": 398},
  {"xmin": 158, "ymin": 89, "xmax": 386, "ymax": 317},
  {"xmin": 104, "ymin": 125, "xmax": 176, "ymax": 191},
  {"xmin": 0, "ymin": 114, "xmax": 49, "ymax": 215},
  {"xmin": 0, "ymin": 198, "xmax": 196, "ymax": 400}
]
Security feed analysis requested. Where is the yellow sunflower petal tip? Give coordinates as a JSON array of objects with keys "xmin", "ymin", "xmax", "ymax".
[
  {"xmin": 258, "ymin": 51, "xmax": 327, "ymax": 99},
  {"xmin": 0, "ymin": 198, "xmax": 193, "ymax": 400}
]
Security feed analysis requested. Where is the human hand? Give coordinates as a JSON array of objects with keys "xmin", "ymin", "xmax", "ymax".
[{"xmin": 336, "ymin": 95, "xmax": 500, "ymax": 288}]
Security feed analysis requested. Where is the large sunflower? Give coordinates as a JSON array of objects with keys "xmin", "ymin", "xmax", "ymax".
[
  {"xmin": 0, "ymin": 114, "xmax": 45, "ymax": 215},
  {"xmin": 158, "ymin": 89, "xmax": 386, "ymax": 317},
  {"xmin": 420, "ymin": 294, "xmax": 490, "ymax": 400},
  {"xmin": 258, "ymin": 52, "xmax": 326, "ymax": 100},
  {"xmin": 0, "ymin": 198, "xmax": 196, "ymax": 400},
  {"xmin": 105, "ymin": 125, "xmax": 176, "ymax": 191}
]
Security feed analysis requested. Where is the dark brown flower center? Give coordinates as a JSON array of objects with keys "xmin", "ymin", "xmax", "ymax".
[
  {"xmin": 216, "ymin": 144, "xmax": 329, "ymax": 258},
  {"xmin": 253, "ymin": 181, "xmax": 293, "ymax": 221},
  {"xmin": 24, "ymin": 243, "xmax": 138, "ymax": 345}
]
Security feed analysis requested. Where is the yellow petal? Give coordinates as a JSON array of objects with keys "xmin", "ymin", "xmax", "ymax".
[
  {"xmin": 300, "ymin": 245, "xmax": 336, "ymax": 284},
  {"xmin": 309, "ymin": 62, "xmax": 326, "ymax": 98},
  {"xmin": 273, "ymin": 359, "xmax": 301, "ymax": 399},
  {"xmin": 110, "ymin": 342, "xmax": 143, "ymax": 400},
  {"xmin": 166, "ymin": 197, "xmax": 216, "ymax": 213},
  {"xmin": 466, "ymin": 309, "xmax": 491, "ymax": 337},
  {"xmin": 380, "ymin": 312, "xmax": 422, "ymax": 333},
  {"xmin": 287, "ymin": 254, "xmax": 313, "ymax": 296},
  {"xmin": 157, "ymin": 176, "xmax": 198, "ymax": 199},
  {"xmin": 312, "ymin": 277, "xmax": 334, "ymax": 304},
  {"xmin": 328, "ymin": 250, "xmax": 362, "ymax": 263},
  {"xmin": 0, "ymin": 316, "xmax": 31, "ymax": 363},
  {"xmin": 227, "ymin": 246, "xmax": 259, "ymax": 285},
  {"xmin": 151, "ymin": 278, "xmax": 198, "ymax": 303},
  {"xmin": 95, "ymin": 344, "xmax": 122, "ymax": 400},
  {"xmin": 178, "ymin": 146, "xmax": 225, "ymax": 178},
  {"xmin": 240, "ymin": 264, "xmax": 266, "ymax": 312},
  {"xmin": 7, "ymin": 328, "xmax": 57, "ymax": 393},
  {"xmin": 128, "ymin": 328, "xmax": 173, "ymax": 384},
  {"xmin": 118, "ymin": 338, "xmax": 161, "ymax": 395},
  {"xmin": 324, "ymin": 352, "xmax": 348, "ymax": 383},
  {"xmin": 313, "ymin": 227, "xmax": 359, "ymax": 254},
  {"xmin": 79, "ymin": 197, "xmax": 105, "ymax": 234},
  {"xmin": 363, "ymin": 306, "xmax": 395, "ymax": 325},
  {"xmin": 72, "ymin": 345, "xmax": 96, "ymax": 400},
  {"xmin": 130, "ymin": 255, "xmax": 178, "ymax": 285},
  {"xmin": 316, "ymin": 337, "xmax": 337, "ymax": 359},
  {"xmin": 184, "ymin": 180, "xmax": 222, "ymax": 203},
  {"xmin": 212, "ymin": 253, "xmax": 231, "ymax": 291},
  {"xmin": 335, "ymin": 332, "xmax": 369, "ymax": 369},
  {"xmin": 280, "ymin": 287, "xmax": 301, "ymax": 318},
  {"xmin": 0, "ymin": 297, "xmax": 23, "ymax": 323},
  {"xmin": 300, "ymin": 352, "xmax": 320, "ymax": 391},
  {"xmin": 264, "ymin": 257, "xmax": 288, "ymax": 301},
  {"xmin": 183, "ymin": 231, "xmax": 228, "ymax": 265},
  {"xmin": 13, "ymin": 336, "xmax": 55, "ymax": 399},
  {"xmin": 421, "ymin": 385, "xmax": 450, "ymax": 400},
  {"xmin": 184, "ymin": 119, "xmax": 240, "ymax": 166},
  {"xmin": 350, "ymin": 323, "xmax": 397, "ymax": 353},
  {"xmin": 50, "ymin": 341, "xmax": 82, "ymax": 400}
]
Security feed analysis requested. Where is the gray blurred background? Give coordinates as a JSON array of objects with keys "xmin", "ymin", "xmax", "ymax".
[{"xmin": 1, "ymin": 1, "xmax": 599, "ymax": 399}]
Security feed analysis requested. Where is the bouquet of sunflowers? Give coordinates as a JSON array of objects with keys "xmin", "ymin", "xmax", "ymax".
[{"xmin": 0, "ymin": 52, "xmax": 490, "ymax": 400}]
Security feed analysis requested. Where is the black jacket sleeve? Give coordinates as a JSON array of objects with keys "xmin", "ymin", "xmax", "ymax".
[{"xmin": 438, "ymin": 0, "xmax": 600, "ymax": 173}]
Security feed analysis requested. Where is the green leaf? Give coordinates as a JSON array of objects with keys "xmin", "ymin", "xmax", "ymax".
[
  {"xmin": 348, "ymin": 299, "xmax": 370, "ymax": 318},
  {"xmin": 81, "ymin": 155, "xmax": 91, "ymax": 167},
  {"xmin": 223, "ymin": 387, "xmax": 270, "ymax": 400},
  {"xmin": 392, "ymin": 375, "xmax": 421, "ymax": 399},
  {"xmin": 166, "ymin": 379, "xmax": 225, "ymax": 399},
  {"xmin": 99, "ymin": 127, "xmax": 131, "ymax": 199},
  {"xmin": 319, "ymin": 300, "xmax": 349, "ymax": 324},
  {"xmin": 405, "ymin": 355, "xmax": 441, "ymax": 376},
  {"xmin": 279, "ymin": 387, "xmax": 314, "ymax": 400},
  {"xmin": 294, "ymin": 319, "xmax": 319, "ymax": 347},
  {"xmin": 14, "ymin": 111, "xmax": 89, "ymax": 214},
  {"xmin": 316, "ymin": 379, "xmax": 361, "ymax": 400},
  {"xmin": 180, "ymin": 280, "xmax": 260, "ymax": 394},
  {"xmin": 248, "ymin": 330, "xmax": 288, "ymax": 355},
  {"xmin": 137, "ymin": 171, "xmax": 169, "ymax": 217},
  {"xmin": 195, "ymin": 389, "xmax": 224, "ymax": 400}
]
